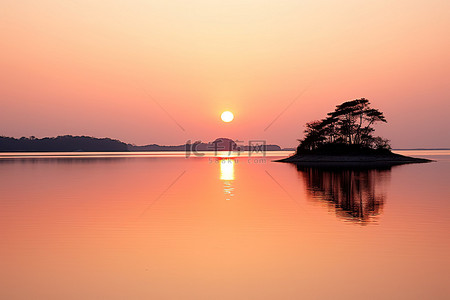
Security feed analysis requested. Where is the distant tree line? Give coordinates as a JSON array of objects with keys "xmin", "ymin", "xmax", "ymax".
[
  {"xmin": 297, "ymin": 98, "xmax": 391, "ymax": 153},
  {"xmin": 0, "ymin": 136, "xmax": 284, "ymax": 152},
  {"xmin": 0, "ymin": 135, "xmax": 128, "ymax": 152}
]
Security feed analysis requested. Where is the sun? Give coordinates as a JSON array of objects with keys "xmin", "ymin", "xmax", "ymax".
[{"xmin": 221, "ymin": 111, "xmax": 234, "ymax": 123}]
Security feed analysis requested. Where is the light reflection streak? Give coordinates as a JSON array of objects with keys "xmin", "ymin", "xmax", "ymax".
[{"xmin": 219, "ymin": 158, "xmax": 235, "ymax": 200}]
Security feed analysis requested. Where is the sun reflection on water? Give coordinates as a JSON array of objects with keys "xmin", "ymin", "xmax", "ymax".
[
  {"xmin": 219, "ymin": 159, "xmax": 235, "ymax": 200},
  {"xmin": 220, "ymin": 159, "xmax": 235, "ymax": 181}
]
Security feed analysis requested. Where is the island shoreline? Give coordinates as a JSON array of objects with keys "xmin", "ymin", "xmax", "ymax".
[{"xmin": 275, "ymin": 152, "xmax": 433, "ymax": 166}]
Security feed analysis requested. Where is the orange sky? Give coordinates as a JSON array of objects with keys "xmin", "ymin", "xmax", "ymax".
[{"xmin": 1, "ymin": 0, "xmax": 449, "ymax": 148}]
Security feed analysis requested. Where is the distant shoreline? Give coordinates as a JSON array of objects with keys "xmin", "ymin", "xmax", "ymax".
[
  {"xmin": 0, "ymin": 135, "xmax": 292, "ymax": 152},
  {"xmin": 393, "ymin": 148, "xmax": 450, "ymax": 150},
  {"xmin": 0, "ymin": 149, "xmax": 447, "ymax": 153},
  {"xmin": 1, "ymin": 136, "xmax": 448, "ymax": 153}
]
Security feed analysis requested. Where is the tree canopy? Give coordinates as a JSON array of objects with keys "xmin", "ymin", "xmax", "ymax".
[{"xmin": 297, "ymin": 98, "xmax": 391, "ymax": 153}]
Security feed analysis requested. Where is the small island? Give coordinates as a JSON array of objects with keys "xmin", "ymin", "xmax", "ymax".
[{"xmin": 277, "ymin": 98, "xmax": 432, "ymax": 166}]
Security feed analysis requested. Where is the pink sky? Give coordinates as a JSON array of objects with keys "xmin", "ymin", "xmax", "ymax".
[{"xmin": 1, "ymin": 0, "xmax": 449, "ymax": 148}]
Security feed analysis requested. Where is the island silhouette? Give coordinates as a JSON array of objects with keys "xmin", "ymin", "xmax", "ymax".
[{"xmin": 278, "ymin": 98, "xmax": 432, "ymax": 165}]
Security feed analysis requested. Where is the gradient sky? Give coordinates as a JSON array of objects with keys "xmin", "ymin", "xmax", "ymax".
[{"xmin": 1, "ymin": 0, "xmax": 449, "ymax": 148}]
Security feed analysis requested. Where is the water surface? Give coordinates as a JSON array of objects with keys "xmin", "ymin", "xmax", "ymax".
[{"xmin": 1, "ymin": 151, "xmax": 449, "ymax": 299}]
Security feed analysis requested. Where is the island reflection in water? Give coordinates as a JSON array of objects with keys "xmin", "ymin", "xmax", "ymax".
[{"xmin": 296, "ymin": 165, "xmax": 392, "ymax": 224}]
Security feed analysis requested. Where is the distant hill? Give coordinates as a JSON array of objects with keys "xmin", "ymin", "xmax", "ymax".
[
  {"xmin": 0, "ymin": 135, "xmax": 128, "ymax": 152},
  {"xmin": 0, "ymin": 136, "xmax": 285, "ymax": 152},
  {"xmin": 128, "ymin": 138, "xmax": 282, "ymax": 152}
]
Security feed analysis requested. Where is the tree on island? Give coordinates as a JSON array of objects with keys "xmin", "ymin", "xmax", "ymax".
[{"xmin": 297, "ymin": 98, "xmax": 391, "ymax": 154}]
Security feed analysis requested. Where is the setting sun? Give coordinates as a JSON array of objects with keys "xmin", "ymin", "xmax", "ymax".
[
  {"xmin": 221, "ymin": 111, "xmax": 234, "ymax": 123},
  {"xmin": 1, "ymin": 2, "xmax": 449, "ymax": 299}
]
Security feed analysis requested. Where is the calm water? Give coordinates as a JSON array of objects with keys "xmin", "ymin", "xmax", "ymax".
[{"xmin": 1, "ymin": 151, "xmax": 449, "ymax": 299}]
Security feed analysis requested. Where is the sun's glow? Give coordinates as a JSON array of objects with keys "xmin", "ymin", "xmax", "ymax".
[
  {"xmin": 220, "ymin": 159, "xmax": 235, "ymax": 181},
  {"xmin": 221, "ymin": 111, "xmax": 234, "ymax": 123}
]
